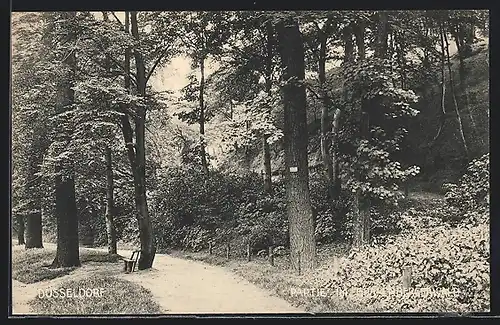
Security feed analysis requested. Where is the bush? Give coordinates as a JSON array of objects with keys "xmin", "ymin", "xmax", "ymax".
[
  {"xmin": 443, "ymin": 153, "xmax": 489, "ymax": 224},
  {"xmin": 308, "ymin": 154, "xmax": 490, "ymax": 312},
  {"xmin": 150, "ymin": 167, "xmax": 270, "ymax": 250},
  {"xmin": 311, "ymin": 217, "xmax": 489, "ymax": 312}
]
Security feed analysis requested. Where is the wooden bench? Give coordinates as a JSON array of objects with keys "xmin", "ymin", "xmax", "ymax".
[{"xmin": 123, "ymin": 250, "xmax": 141, "ymax": 273}]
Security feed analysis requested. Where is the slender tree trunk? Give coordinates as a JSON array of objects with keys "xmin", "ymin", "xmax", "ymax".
[
  {"xmin": 443, "ymin": 25, "xmax": 469, "ymax": 157},
  {"xmin": 453, "ymin": 24, "xmax": 480, "ymax": 147},
  {"xmin": 262, "ymin": 21, "xmax": 273, "ymax": 194},
  {"xmin": 430, "ymin": 27, "xmax": 447, "ymax": 147},
  {"xmin": 199, "ymin": 57, "xmax": 209, "ymax": 175},
  {"xmin": 104, "ymin": 146, "xmax": 117, "ymax": 254},
  {"xmin": 331, "ymin": 108, "xmax": 341, "ymax": 197},
  {"xmin": 353, "ymin": 111, "xmax": 371, "ymax": 248},
  {"xmin": 343, "ymin": 24, "xmax": 355, "ymax": 64},
  {"xmin": 318, "ymin": 27, "xmax": 335, "ymax": 201},
  {"xmin": 276, "ymin": 18, "xmax": 316, "ymax": 274},
  {"xmin": 130, "ymin": 11, "xmax": 156, "ymax": 270},
  {"xmin": 17, "ymin": 215, "xmax": 25, "ymax": 245},
  {"xmin": 101, "ymin": 13, "xmax": 117, "ymax": 255},
  {"xmin": 52, "ymin": 12, "xmax": 79, "ymax": 268},
  {"xmin": 353, "ymin": 11, "xmax": 389, "ymax": 249}
]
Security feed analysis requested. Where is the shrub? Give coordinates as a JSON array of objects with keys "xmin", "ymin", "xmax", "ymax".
[
  {"xmin": 443, "ymin": 153, "xmax": 489, "ymax": 223},
  {"xmin": 311, "ymin": 216, "xmax": 489, "ymax": 312}
]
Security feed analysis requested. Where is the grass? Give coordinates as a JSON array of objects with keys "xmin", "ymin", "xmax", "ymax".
[
  {"xmin": 28, "ymin": 275, "xmax": 162, "ymax": 315},
  {"xmin": 12, "ymin": 244, "xmax": 121, "ymax": 284}
]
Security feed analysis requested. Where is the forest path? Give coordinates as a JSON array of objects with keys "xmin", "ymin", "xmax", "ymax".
[
  {"xmin": 11, "ymin": 243, "xmax": 304, "ymax": 315},
  {"xmin": 115, "ymin": 247, "xmax": 304, "ymax": 314}
]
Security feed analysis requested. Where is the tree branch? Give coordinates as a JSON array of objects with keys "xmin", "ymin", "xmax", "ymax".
[
  {"xmin": 145, "ymin": 46, "xmax": 171, "ymax": 84},
  {"xmin": 111, "ymin": 11, "xmax": 124, "ymax": 29}
]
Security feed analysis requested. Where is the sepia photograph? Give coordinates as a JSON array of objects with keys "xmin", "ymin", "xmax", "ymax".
[{"xmin": 10, "ymin": 10, "xmax": 490, "ymax": 316}]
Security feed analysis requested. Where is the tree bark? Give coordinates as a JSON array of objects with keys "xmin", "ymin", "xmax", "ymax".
[
  {"xmin": 52, "ymin": 12, "xmax": 80, "ymax": 268},
  {"xmin": 276, "ymin": 18, "xmax": 316, "ymax": 274},
  {"xmin": 104, "ymin": 146, "xmax": 117, "ymax": 254},
  {"xmin": 130, "ymin": 11, "xmax": 156, "ymax": 270},
  {"xmin": 262, "ymin": 21, "xmax": 274, "ymax": 194},
  {"xmin": 17, "ymin": 215, "xmax": 25, "ymax": 245}
]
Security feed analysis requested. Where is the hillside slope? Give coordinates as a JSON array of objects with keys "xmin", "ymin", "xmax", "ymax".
[{"xmin": 219, "ymin": 40, "xmax": 489, "ymax": 192}]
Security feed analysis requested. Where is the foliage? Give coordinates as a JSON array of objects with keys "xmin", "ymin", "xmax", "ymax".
[
  {"xmin": 316, "ymin": 215, "xmax": 488, "ymax": 312},
  {"xmin": 341, "ymin": 58, "xmax": 421, "ymax": 206},
  {"xmin": 443, "ymin": 153, "xmax": 489, "ymax": 220}
]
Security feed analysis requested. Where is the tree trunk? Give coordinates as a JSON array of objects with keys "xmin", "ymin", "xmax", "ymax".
[
  {"xmin": 25, "ymin": 211, "xmax": 43, "ymax": 249},
  {"xmin": 443, "ymin": 24, "xmax": 469, "ymax": 158},
  {"xmin": 352, "ymin": 111, "xmax": 371, "ymax": 249},
  {"xmin": 130, "ymin": 11, "xmax": 156, "ymax": 270},
  {"xmin": 352, "ymin": 12, "xmax": 389, "ymax": 249},
  {"xmin": 52, "ymin": 12, "xmax": 80, "ymax": 268},
  {"xmin": 199, "ymin": 57, "xmax": 209, "ymax": 175},
  {"xmin": 276, "ymin": 18, "xmax": 316, "ymax": 274},
  {"xmin": 262, "ymin": 21, "xmax": 274, "ymax": 194},
  {"xmin": 331, "ymin": 108, "xmax": 341, "ymax": 198},
  {"xmin": 318, "ymin": 28, "xmax": 335, "ymax": 201},
  {"xmin": 375, "ymin": 11, "xmax": 389, "ymax": 58},
  {"xmin": 262, "ymin": 137, "xmax": 272, "ymax": 193},
  {"xmin": 453, "ymin": 24, "xmax": 480, "ymax": 147},
  {"xmin": 52, "ymin": 171, "xmax": 80, "ymax": 268},
  {"xmin": 25, "ymin": 148, "xmax": 43, "ymax": 249},
  {"xmin": 352, "ymin": 22, "xmax": 365, "ymax": 61},
  {"xmin": 104, "ymin": 146, "xmax": 117, "ymax": 255},
  {"xmin": 17, "ymin": 215, "xmax": 25, "ymax": 245},
  {"xmin": 430, "ymin": 27, "xmax": 447, "ymax": 148}
]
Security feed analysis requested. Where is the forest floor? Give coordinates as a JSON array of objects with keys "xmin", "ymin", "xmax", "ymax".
[{"xmin": 11, "ymin": 243, "xmax": 303, "ymax": 315}]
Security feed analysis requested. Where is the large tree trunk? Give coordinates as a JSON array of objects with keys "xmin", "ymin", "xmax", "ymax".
[
  {"xmin": 262, "ymin": 21, "xmax": 274, "ymax": 194},
  {"xmin": 25, "ymin": 211, "xmax": 43, "ymax": 249},
  {"xmin": 17, "ymin": 215, "xmax": 25, "ymax": 245},
  {"xmin": 25, "ymin": 148, "xmax": 43, "ymax": 249},
  {"xmin": 104, "ymin": 146, "xmax": 117, "ymax": 254},
  {"xmin": 276, "ymin": 18, "xmax": 316, "ymax": 274},
  {"xmin": 52, "ymin": 172, "xmax": 80, "ymax": 267},
  {"xmin": 199, "ymin": 57, "xmax": 210, "ymax": 175},
  {"xmin": 130, "ymin": 11, "xmax": 156, "ymax": 270},
  {"xmin": 52, "ymin": 12, "xmax": 80, "ymax": 268}
]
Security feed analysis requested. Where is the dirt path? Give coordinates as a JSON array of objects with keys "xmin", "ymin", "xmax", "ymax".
[{"xmin": 12, "ymin": 244, "xmax": 303, "ymax": 314}]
